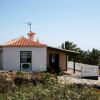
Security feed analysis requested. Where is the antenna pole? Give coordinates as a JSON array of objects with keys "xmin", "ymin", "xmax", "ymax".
[
  {"xmin": 27, "ymin": 22, "xmax": 31, "ymax": 32},
  {"xmin": 30, "ymin": 22, "xmax": 31, "ymax": 32}
]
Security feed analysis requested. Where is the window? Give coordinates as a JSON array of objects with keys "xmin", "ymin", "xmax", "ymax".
[{"xmin": 20, "ymin": 51, "xmax": 32, "ymax": 70}]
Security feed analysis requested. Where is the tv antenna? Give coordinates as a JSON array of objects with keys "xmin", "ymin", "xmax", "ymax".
[{"xmin": 27, "ymin": 22, "xmax": 31, "ymax": 32}]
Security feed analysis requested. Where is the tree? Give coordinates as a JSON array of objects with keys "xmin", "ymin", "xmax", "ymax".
[
  {"xmin": 87, "ymin": 48, "xmax": 100, "ymax": 65},
  {"xmin": 61, "ymin": 41, "xmax": 80, "ymax": 52},
  {"xmin": 61, "ymin": 41, "xmax": 100, "ymax": 66},
  {"xmin": 61, "ymin": 41, "xmax": 80, "ymax": 61}
]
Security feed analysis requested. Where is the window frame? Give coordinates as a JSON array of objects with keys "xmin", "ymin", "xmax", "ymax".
[{"xmin": 20, "ymin": 51, "xmax": 32, "ymax": 70}]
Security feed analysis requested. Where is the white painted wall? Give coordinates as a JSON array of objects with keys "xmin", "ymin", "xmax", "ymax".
[
  {"xmin": 3, "ymin": 47, "xmax": 47, "ymax": 71},
  {"xmin": 81, "ymin": 66, "xmax": 98, "ymax": 77},
  {"xmin": 68, "ymin": 61, "xmax": 98, "ymax": 71},
  {"xmin": 68, "ymin": 61, "xmax": 81, "ymax": 71},
  {"xmin": 68, "ymin": 61, "xmax": 99, "ymax": 77}
]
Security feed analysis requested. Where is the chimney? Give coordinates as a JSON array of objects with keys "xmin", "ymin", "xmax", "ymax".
[{"xmin": 27, "ymin": 31, "xmax": 36, "ymax": 41}]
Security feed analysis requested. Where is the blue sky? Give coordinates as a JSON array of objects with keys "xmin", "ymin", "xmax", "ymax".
[{"xmin": 0, "ymin": 0, "xmax": 100, "ymax": 50}]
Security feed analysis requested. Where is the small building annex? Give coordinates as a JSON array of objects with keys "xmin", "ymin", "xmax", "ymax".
[{"xmin": 0, "ymin": 31, "xmax": 79, "ymax": 72}]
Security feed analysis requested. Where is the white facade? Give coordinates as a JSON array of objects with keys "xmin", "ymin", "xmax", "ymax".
[
  {"xmin": 68, "ymin": 61, "xmax": 99, "ymax": 77},
  {"xmin": 2, "ymin": 47, "xmax": 47, "ymax": 71},
  {"xmin": 81, "ymin": 65, "xmax": 99, "ymax": 77}
]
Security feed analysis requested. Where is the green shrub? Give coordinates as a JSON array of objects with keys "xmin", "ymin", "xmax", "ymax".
[
  {"xmin": 14, "ymin": 71, "xmax": 31, "ymax": 86},
  {"xmin": 31, "ymin": 72, "xmax": 58, "ymax": 85},
  {"xmin": 0, "ymin": 71, "xmax": 100, "ymax": 100},
  {"xmin": 15, "ymin": 71, "xmax": 58, "ymax": 86},
  {"xmin": 0, "ymin": 72, "xmax": 14, "ymax": 93},
  {"xmin": 47, "ymin": 66, "xmax": 63, "ymax": 76}
]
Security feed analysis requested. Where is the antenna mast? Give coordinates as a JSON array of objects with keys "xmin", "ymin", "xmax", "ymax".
[{"xmin": 27, "ymin": 22, "xmax": 31, "ymax": 32}]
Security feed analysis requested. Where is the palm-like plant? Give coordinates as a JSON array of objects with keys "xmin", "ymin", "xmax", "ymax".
[
  {"xmin": 61, "ymin": 41, "xmax": 100, "ymax": 66},
  {"xmin": 61, "ymin": 41, "xmax": 80, "ymax": 52}
]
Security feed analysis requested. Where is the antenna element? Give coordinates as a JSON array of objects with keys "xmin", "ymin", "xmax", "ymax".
[{"xmin": 27, "ymin": 22, "xmax": 31, "ymax": 32}]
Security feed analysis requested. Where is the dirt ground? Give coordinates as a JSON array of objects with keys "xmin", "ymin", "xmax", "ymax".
[{"xmin": 58, "ymin": 69, "xmax": 100, "ymax": 86}]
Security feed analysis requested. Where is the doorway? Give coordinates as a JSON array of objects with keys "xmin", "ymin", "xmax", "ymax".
[{"xmin": 48, "ymin": 54, "xmax": 59, "ymax": 73}]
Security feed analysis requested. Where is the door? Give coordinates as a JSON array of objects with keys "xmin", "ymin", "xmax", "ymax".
[{"xmin": 49, "ymin": 54, "xmax": 59, "ymax": 73}]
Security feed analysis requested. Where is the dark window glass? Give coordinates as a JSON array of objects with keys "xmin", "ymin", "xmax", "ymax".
[{"xmin": 20, "ymin": 51, "xmax": 31, "ymax": 63}]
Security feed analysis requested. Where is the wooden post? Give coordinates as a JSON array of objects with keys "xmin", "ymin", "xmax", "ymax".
[
  {"xmin": 66, "ymin": 53, "xmax": 68, "ymax": 71},
  {"xmin": 73, "ymin": 56, "xmax": 75, "ymax": 73}
]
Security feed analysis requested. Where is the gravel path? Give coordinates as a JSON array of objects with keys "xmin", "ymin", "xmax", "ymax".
[{"xmin": 58, "ymin": 75, "xmax": 100, "ymax": 86}]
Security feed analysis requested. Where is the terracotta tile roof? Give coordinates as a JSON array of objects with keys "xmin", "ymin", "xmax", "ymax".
[{"xmin": 1, "ymin": 36, "xmax": 47, "ymax": 47}]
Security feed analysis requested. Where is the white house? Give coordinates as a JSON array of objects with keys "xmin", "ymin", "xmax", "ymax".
[{"xmin": 0, "ymin": 31, "xmax": 79, "ymax": 72}]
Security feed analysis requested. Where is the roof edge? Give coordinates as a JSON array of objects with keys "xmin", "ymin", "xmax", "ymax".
[
  {"xmin": 47, "ymin": 46, "xmax": 80, "ymax": 54},
  {"xmin": 0, "ymin": 45, "xmax": 47, "ymax": 47}
]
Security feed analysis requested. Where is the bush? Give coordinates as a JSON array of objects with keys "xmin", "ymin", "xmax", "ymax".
[
  {"xmin": 31, "ymin": 72, "xmax": 58, "ymax": 85},
  {"xmin": 0, "ymin": 71, "xmax": 100, "ymax": 100},
  {"xmin": 14, "ymin": 71, "xmax": 31, "ymax": 86},
  {"xmin": 47, "ymin": 66, "xmax": 63, "ymax": 76},
  {"xmin": 14, "ymin": 71, "xmax": 58, "ymax": 86},
  {"xmin": 29, "ymin": 83, "xmax": 100, "ymax": 100},
  {"xmin": 0, "ymin": 72, "xmax": 14, "ymax": 93}
]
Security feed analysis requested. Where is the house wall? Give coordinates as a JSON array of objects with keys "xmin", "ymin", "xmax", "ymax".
[
  {"xmin": 59, "ymin": 52, "xmax": 67, "ymax": 70},
  {"xmin": 47, "ymin": 49, "xmax": 67, "ymax": 71},
  {"xmin": 3, "ymin": 47, "xmax": 47, "ymax": 71}
]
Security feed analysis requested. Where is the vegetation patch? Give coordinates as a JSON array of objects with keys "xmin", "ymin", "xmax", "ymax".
[{"xmin": 0, "ymin": 71, "xmax": 99, "ymax": 100}]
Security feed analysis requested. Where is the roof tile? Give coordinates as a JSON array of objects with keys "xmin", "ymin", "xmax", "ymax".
[{"xmin": 2, "ymin": 36, "xmax": 46, "ymax": 47}]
